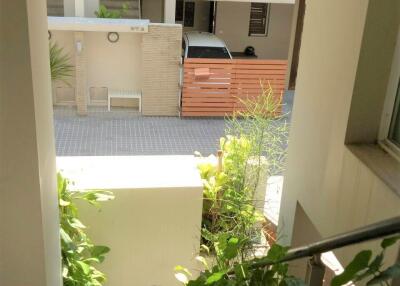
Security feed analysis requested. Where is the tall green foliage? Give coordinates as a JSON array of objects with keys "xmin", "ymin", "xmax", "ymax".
[
  {"xmin": 58, "ymin": 173, "xmax": 114, "ymax": 286},
  {"xmin": 49, "ymin": 41, "xmax": 74, "ymax": 85},
  {"xmin": 94, "ymin": 4, "xmax": 129, "ymax": 18},
  {"xmin": 198, "ymin": 84, "xmax": 289, "ymax": 260},
  {"xmin": 177, "ymin": 84, "xmax": 400, "ymax": 285}
]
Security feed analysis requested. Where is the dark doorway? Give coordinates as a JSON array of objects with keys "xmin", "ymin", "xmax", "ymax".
[
  {"xmin": 208, "ymin": 1, "xmax": 217, "ymax": 33},
  {"xmin": 288, "ymin": 0, "xmax": 306, "ymax": 90}
]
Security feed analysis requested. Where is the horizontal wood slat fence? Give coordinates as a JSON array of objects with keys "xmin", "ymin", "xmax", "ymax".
[{"xmin": 181, "ymin": 58, "xmax": 287, "ymax": 117}]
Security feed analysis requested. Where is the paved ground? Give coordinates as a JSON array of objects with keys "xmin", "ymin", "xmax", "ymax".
[
  {"xmin": 54, "ymin": 91, "xmax": 294, "ymax": 156},
  {"xmin": 54, "ymin": 108, "xmax": 226, "ymax": 156}
]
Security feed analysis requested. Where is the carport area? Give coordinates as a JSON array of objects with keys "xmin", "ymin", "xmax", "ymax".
[
  {"xmin": 54, "ymin": 91, "xmax": 293, "ymax": 156},
  {"xmin": 54, "ymin": 106, "xmax": 225, "ymax": 156}
]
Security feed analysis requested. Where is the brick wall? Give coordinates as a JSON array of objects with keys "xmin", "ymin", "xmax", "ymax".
[{"xmin": 142, "ymin": 24, "xmax": 182, "ymax": 116}]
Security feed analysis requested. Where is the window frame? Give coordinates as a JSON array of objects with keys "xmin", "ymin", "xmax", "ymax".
[
  {"xmin": 248, "ymin": 3, "xmax": 271, "ymax": 37},
  {"xmin": 378, "ymin": 28, "xmax": 400, "ymax": 162}
]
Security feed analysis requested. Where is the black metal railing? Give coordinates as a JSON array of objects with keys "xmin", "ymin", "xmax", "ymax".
[{"xmin": 230, "ymin": 216, "xmax": 400, "ymax": 285}]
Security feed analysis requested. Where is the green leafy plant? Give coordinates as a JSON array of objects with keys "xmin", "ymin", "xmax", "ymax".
[
  {"xmin": 199, "ymin": 135, "xmax": 267, "ymax": 260},
  {"xmin": 58, "ymin": 173, "xmax": 114, "ymax": 286},
  {"xmin": 94, "ymin": 3, "xmax": 129, "ymax": 18},
  {"xmin": 175, "ymin": 237, "xmax": 305, "ymax": 286},
  {"xmin": 332, "ymin": 235, "xmax": 400, "ymax": 286},
  {"xmin": 49, "ymin": 41, "xmax": 74, "ymax": 85},
  {"xmin": 175, "ymin": 236, "xmax": 400, "ymax": 286},
  {"xmin": 177, "ymin": 84, "xmax": 400, "ymax": 285},
  {"xmin": 198, "ymin": 84, "xmax": 289, "ymax": 259}
]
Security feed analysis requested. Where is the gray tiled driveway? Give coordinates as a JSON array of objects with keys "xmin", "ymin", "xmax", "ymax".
[
  {"xmin": 54, "ymin": 91, "xmax": 293, "ymax": 156},
  {"xmin": 54, "ymin": 107, "xmax": 226, "ymax": 156}
]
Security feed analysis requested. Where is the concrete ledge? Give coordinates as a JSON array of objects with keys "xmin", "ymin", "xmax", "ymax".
[
  {"xmin": 347, "ymin": 144, "xmax": 400, "ymax": 197},
  {"xmin": 57, "ymin": 155, "xmax": 203, "ymax": 190}
]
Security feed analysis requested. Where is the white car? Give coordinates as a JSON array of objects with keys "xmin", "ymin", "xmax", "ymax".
[{"xmin": 182, "ymin": 31, "xmax": 232, "ymax": 59}]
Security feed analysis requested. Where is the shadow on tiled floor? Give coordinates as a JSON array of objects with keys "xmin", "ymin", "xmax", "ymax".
[
  {"xmin": 54, "ymin": 92, "xmax": 294, "ymax": 156},
  {"xmin": 54, "ymin": 106, "xmax": 226, "ymax": 156}
]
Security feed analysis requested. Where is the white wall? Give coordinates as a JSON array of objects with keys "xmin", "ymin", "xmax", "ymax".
[
  {"xmin": 215, "ymin": 3, "xmax": 293, "ymax": 59},
  {"xmin": 85, "ymin": 32, "xmax": 143, "ymax": 91},
  {"xmin": 51, "ymin": 31, "xmax": 143, "ymax": 105},
  {"xmin": 57, "ymin": 156, "xmax": 204, "ymax": 286},
  {"xmin": 278, "ymin": 0, "xmax": 400, "ymax": 268}
]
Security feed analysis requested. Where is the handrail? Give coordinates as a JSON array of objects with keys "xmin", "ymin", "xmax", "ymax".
[{"xmin": 230, "ymin": 216, "xmax": 400, "ymax": 273}]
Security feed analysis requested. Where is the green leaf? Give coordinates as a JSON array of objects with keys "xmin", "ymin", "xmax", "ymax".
[
  {"xmin": 367, "ymin": 263, "xmax": 400, "ymax": 285},
  {"xmin": 266, "ymin": 244, "xmax": 289, "ymax": 262},
  {"xmin": 195, "ymin": 256, "xmax": 209, "ymax": 270},
  {"xmin": 59, "ymin": 198, "xmax": 70, "ymax": 206},
  {"xmin": 60, "ymin": 228, "xmax": 73, "ymax": 245},
  {"xmin": 331, "ymin": 250, "xmax": 372, "ymax": 286},
  {"xmin": 205, "ymin": 272, "xmax": 226, "ymax": 285},
  {"xmin": 91, "ymin": 245, "xmax": 110, "ymax": 263},
  {"xmin": 175, "ymin": 265, "xmax": 192, "ymax": 277},
  {"xmin": 223, "ymin": 237, "xmax": 239, "ymax": 259},
  {"xmin": 381, "ymin": 235, "xmax": 400, "ymax": 249},
  {"xmin": 234, "ymin": 263, "xmax": 248, "ymax": 281},
  {"xmin": 70, "ymin": 218, "xmax": 86, "ymax": 229},
  {"xmin": 77, "ymin": 261, "xmax": 91, "ymax": 275}
]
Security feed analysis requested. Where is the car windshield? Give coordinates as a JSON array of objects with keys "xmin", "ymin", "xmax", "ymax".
[{"xmin": 187, "ymin": 46, "xmax": 230, "ymax": 59}]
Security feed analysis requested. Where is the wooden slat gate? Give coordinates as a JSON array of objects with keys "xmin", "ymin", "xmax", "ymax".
[{"xmin": 181, "ymin": 58, "xmax": 287, "ymax": 117}]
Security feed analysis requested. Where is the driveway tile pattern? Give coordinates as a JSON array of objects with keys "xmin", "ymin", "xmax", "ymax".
[
  {"xmin": 54, "ymin": 107, "xmax": 226, "ymax": 156},
  {"xmin": 54, "ymin": 91, "xmax": 293, "ymax": 156}
]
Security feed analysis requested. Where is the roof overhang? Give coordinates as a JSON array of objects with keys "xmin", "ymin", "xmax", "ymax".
[{"xmin": 48, "ymin": 17, "xmax": 150, "ymax": 33}]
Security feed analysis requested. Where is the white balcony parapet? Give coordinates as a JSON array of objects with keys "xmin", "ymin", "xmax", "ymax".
[
  {"xmin": 57, "ymin": 155, "xmax": 202, "ymax": 190},
  {"xmin": 48, "ymin": 16, "xmax": 150, "ymax": 33}
]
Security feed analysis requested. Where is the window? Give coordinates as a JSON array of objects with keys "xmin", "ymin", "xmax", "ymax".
[
  {"xmin": 183, "ymin": 1, "xmax": 195, "ymax": 27},
  {"xmin": 379, "ymin": 29, "xmax": 400, "ymax": 160},
  {"xmin": 175, "ymin": 0, "xmax": 184, "ymax": 22},
  {"xmin": 175, "ymin": 0, "xmax": 195, "ymax": 27},
  {"xmin": 187, "ymin": 46, "xmax": 231, "ymax": 59},
  {"xmin": 248, "ymin": 3, "xmax": 270, "ymax": 36}
]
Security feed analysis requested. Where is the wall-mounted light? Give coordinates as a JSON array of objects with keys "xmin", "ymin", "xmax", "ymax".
[
  {"xmin": 107, "ymin": 32, "xmax": 119, "ymax": 43},
  {"xmin": 76, "ymin": 41, "xmax": 82, "ymax": 53}
]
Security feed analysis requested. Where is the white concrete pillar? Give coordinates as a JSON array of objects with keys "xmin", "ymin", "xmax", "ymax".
[
  {"xmin": 164, "ymin": 0, "xmax": 176, "ymax": 23},
  {"xmin": 85, "ymin": 0, "xmax": 100, "ymax": 17},
  {"xmin": 74, "ymin": 32, "xmax": 88, "ymax": 115},
  {"xmin": 74, "ymin": 0, "xmax": 85, "ymax": 16},
  {"xmin": 0, "ymin": 0, "xmax": 62, "ymax": 285}
]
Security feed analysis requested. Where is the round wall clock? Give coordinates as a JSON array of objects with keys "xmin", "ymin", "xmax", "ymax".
[{"xmin": 107, "ymin": 32, "xmax": 119, "ymax": 43}]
